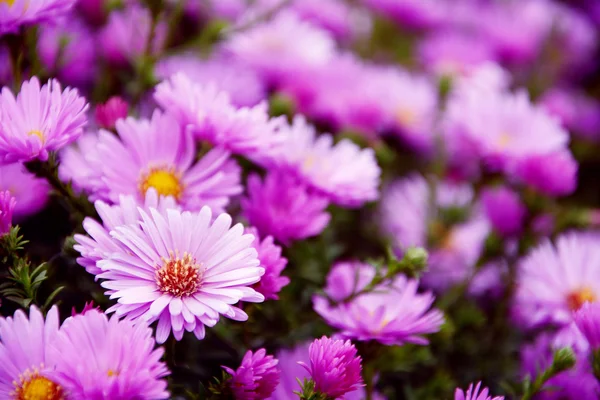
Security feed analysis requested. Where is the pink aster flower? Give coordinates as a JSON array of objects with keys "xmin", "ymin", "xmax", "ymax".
[
  {"xmin": 514, "ymin": 232, "xmax": 600, "ymax": 328},
  {"xmin": 539, "ymin": 87, "xmax": 600, "ymax": 141},
  {"xmin": 0, "ymin": 163, "xmax": 49, "ymax": 220},
  {"xmin": 575, "ymin": 302, "xmax": 600, "ymax": 350},
  {"xmin": 257, "ymin": 116, "xmax": 380, "ymax": 207},
  {"xmin": 0, "ymin": 190, "xmax": 14, "ymax": 237},
  {"xmin": 481, "ymin": 186, "xmax": 526, "ymax": 237},
  {"xmin": 0, "ymin": 306, "xmax": 63, "ymax": 399},
  {"xmin": 49, "ymin": 309, "xmax": 170, "ymax": 399},
  {"xmin": 362, "ymin": 0, "xmax": 445, "ymax": 30},
  {"xmin": 313, "ymin": 262, "xmax": 444, "ymax": 345},
  {"xmin": 75, "ymin": 111, "xmax": 241, "ymax": 213},
  {"xmin": 455, "ymin": 382, "xmax": 504, "ymax": 400},
  {"xmin": 246, "ymin": 227, "xmax": 289, "ymax": 300},
  {"xmin": 58, "ymin": 132, "xmax": 107, "ymax": 198},
  {"xmin": 510, "ymin": 150, "xmax": 577, "ymax": 197},
  {"xmin": 300, "ymin": 336, "xmax": 363, "ymax": 399},
  {"xmin": 0, "ymin": 0, "xmax": 76, "ymax": 34},
  {"xmin": 0, "ymin": 77, "xmax": 88, "ymax": 164},
  {"xmin": 223, "ymin": 348, "xmax": 280, "ymax": 400},
  {"xmin": 97, "ymin": 206, "xmax": 264, "ymax": 343},
  {"xmin": 241, "ymin": 171, "xmax": 330, "ymax": 245},
  {"xmin": 94, "ymin": 97, "xmax": 129, "ymax": 131}
]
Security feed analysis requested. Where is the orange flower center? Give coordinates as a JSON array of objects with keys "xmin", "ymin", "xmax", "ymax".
[
  {"xmin": 13, "ymin": 369, "xmax": 64, "ymax": 400},
  {"xmin": 566, "ymin": 287, "xmax": 596, "ymax": 311},
  {"xmin": 156, "ymin": 252, "xmax": 202, "ymax": 297},
  {"xmin": 27, "ymin": 130, "xmax": 44, "ymax": 143},
  {"xmin": 139, "ymin": 167, "xmax": 182, "ymax": 199},
  {"xmin": 0, "ymin": 0, "xmax": 15, "ymax": 6}
]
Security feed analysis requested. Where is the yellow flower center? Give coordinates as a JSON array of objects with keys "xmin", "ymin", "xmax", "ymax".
[
  {"xmin": 107, "ymin": 369, "xmax": 119, "ymax": 377},
  {"xmin": 396, "ymin": 108, "xmax": 416, "ymax": 127},
  {"xmin": 497, "ymin": 132, "xmax": 511, "ymax": 149},
  {"xmin": 139, "ymin": 167, "xmax": 182, "ymax": 199},
  {"xmin": 0, "ymin": 0, "xmax": 15, "ymax": 6},
  {"xmin": 156, "ymin": 252, "xmax": 203, "ymax": 297},
  {"xmin": 27, "ymin": 130, "xmax": 44, "ymax": 143},
  {"xmin": 567, "ymin": 287, "xmax": 596, "ymax": 311},
  {"xmin": 13, "ymin": 369, "xmax": 64, "ymax": 400}
]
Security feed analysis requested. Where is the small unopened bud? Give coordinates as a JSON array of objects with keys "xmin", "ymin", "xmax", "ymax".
[
  {"xmin": 403, "ymin": 247, "xmax": 428, "ymax": 272},
  {"xmin": 95, "ymin": 96, "xmax": 128, "ymax": 130},
  {"xmin": 551, "ymin": 347, "xmax": 576, "ymax": 374}
]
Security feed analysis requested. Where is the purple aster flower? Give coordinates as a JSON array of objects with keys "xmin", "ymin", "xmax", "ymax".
[
  {"xmin": 154, "ymin": 73, "xmax": 285, "ymax": 157},
  {"xmin": 97, "ymin": 206, "xmax": 264, "ymax": 343},
  {"xmin": 511, "ymin": 150, "xmax": 577, "ymax": 197},
  {"xmin": 324, "ymin": 261, "xmax": 376, "ymax": 302},
  {"xmin": 95, "ymin": 96, "xmax": 129, "ymax": 130},
  {"xmin": 49, "ymin": 309, "xmax": 170, "ymax": 399},
  {"xmin": 514, "ymin": 232, "xmax": 600, "ymax": 328},
  {"xmin": 575, "ymin": 302, "xmax": 600, "ymax": 350},
  {"xmin": 481, "ymin": 186, "xmax": 526, "ymax": 237},
  {"xmin": 300, "ymin": 336, "xmax": 363, "ymax": 399},
  {"xmin": 539, "ymin": 87, "xmax": 600, "ymax": 141},
  {"xmin": 74, "ymin": 111, "xmax": 241, "ymax": 213},
  {"xmin": 455, "ymin": 382, "xmax": 504, "ymax": 400},
  {"xmin": 0, "ymin": 0, "xmax": 76, "ymax": 34},
  {"xmin": 155, "ymin": 54, "xmax": 266, "ymax": 107},
  {"xmin": 0, "ymin": 190, "xmax": 14, "ymax": 236},
  {"xmin": 246, "ymin": 227, "xmax": 289, "ymax": 300},
  {"xmin": 0, "ymin": 306, "xmax": 63, "ymax": 399},
  {"xmin": 223, "ymin": 348, "xmax": 280, "ymax": 400},
  {"xmin": 313, "ymin": 262, "xmax": 444, "ymax": 345},
  {"xmin": 0, "ymin": 163, "xmax": 49, "ymax": 220},
  {"xmin": 468, "ymin": 260, "xmax": 507, "ymax": 299},
  {"xmin": 222, "ymin": 11, "xmax": 336, "ymax": 86},
  {"xmin": 98, "ymin": 4, "xmax": 166, "ymax": 66},
  {"xmin": 362, "ymin": 0, "xmax": 445, "ymax": 30},
  {"xmin": 0, "ymin": 77, "xmax": 88, "ymax": 164},
  {"xmin": 38, "ymin": 16, "xmax": 97, "ymax": 87},
  {"xmin": 75, "ymin": 189, "xmax": 179, "ymax": 276},
  {"xmin": 241, "ymin": 171, "xmax": 330, "ymax": 245},
  {"xmin": 256, "ymin": 116, "xmax": 380, "ymax": 207}
]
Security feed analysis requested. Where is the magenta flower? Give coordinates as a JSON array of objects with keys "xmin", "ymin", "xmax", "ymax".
[
  {"xmin": 539, "ymin": 87, "xmax": 600, "ymax": 141},
  {"xmin": 481, "ymin": 186, "xmax": 526, "ymax": 237},
  {"xmin": 0, "ymin": 77, "xmax": 88, "ymax": 164},
  {"xmin": 97, "ymin": 206, "xmax": 264, "ymax": 343},
  {"xmin": 246, "ymin": 227, "xmax": 290, "ymax": 300},
  {"xmin": 323, "ymin": 261, "xmax": 376, "ymax": 302},
  {"xmin": 575, "ymin": 302, "xmax": 600, "ymax": 350},
  {"xmin": 301, "ymin": 336, "xmax": 364, "ymax": 399},
  {"xmin": 241, "ymin": 171, "xmax": 330, "ymax": 245},
  {"xmin": 0, "ymin": 190, "xmax": 15, "ymax": 237},
  {"xmin": 70, "ymin": 111, "xmax": 241, "ymax": 213},
  {"xmin": 362, "ymin": 0, "xmax": 444, "ymax": 30},
  {"xmin": 511, "ymin": 150, "xmax": 578, "ymax": 196},
  {"xmin": 95, "ymin": 96, "xmax": 129, "ymax": 130},
  {"xmin": 455, "ymin": 382, "xmax": 504, "ymax": 400},
  {"xmin": 0, "ymin": 163, "xmax": 49, "ymax": 220},
  {"xmin": 223, "ymin": 349, "xmax": 280, "ymax": 400},
  {"xmin": 514, "ymin": 232, "xmax": 600, "ymax": 328},
  {"xmin": 256, "ymin": 116, "xmax": 380, "ymax": 207},
  {"xmin": 0, "ymin": 306, "xmax": 63, "ymax": 399},
  {"xmin": 0, "ymin": 0, "xmax": 76, "ymax": 34},
  {"xmin": 49, "ymin": 309, "xmax": 170, "ymax": 399},
  {"xmin": 313, "ymin": 262, "xmax": 444, "ymax": 345}
]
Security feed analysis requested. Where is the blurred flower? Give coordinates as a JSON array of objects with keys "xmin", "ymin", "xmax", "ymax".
[
  {"xmin": 223, "ymin": 348, "xmax": 280, "ymax": 400},
  {"xmin": 0, "ymin": 306, "xmax": 63, "ymax": 399},
  {"xmin": 514, "ymin": 232, "xmax": 600, "ymax": 328},
  {"xmin": 95, "ymin": 96, "xmax": 129, "ymax": 130},
  {"xmin": 575, "ymin": 302, "xmax": 600, "ymax": 350},
  {"xmin": 0, "ymin": 190, "xmax": 15, "ymax": 237},
  {"xmin": 468, "ymin": 260, "xmax": 507, "ymax": 299},
  {"xmin": 323, "ymin": 261, "xmax": 375, "ymax": 302},
  {"xmin": 97, "ymin": 206, "xmax": 264, "ymax": 343},
  {"xmin": 59, "ymin": 132, "xmax": 106, "ymax": 198},
  {"xmin": 454, "ymin": 382, "xmax": 504, "ymax": 400},
  {"xmin": 0, "ymin": 0, "xmax": 76, "ymax": 34},
  {"xmin": 362, "ymin": 0, "xmax": 445, "ymax": 30},
  {"xmin": 313, "ymin": 262, "xmax": 444, "ymax": 345},
  {"xmin": 0, "ymin": 163, "xmax": 49, "ymax": 220},
  {"xmin": 481, "ymin": 186, "xmax": 526, "ymax": 237},
  {"xmin": 50, "ymin": 309, "xmax": 170, "ymax": 399},
  {"xmin": 300, "ymin": 336, "xmax": 364, "ymax": 399},
  {"xmin": 0, "ymin": 46, "xmax": 11, "ymax": 86},
  {"xmin": 0, "ymin": 77, "xmax": 88, "ymax": 164},
  {"xmin": 73, "ymin": 111, "xmax": 241, "ymax": 213},
  {"xmin": 539, "ymin": 87, "xmax": 600, "ymax": 141},
  {"xmin": 245, "ymin": 227, "xmax": 289, "ymax": 300},
  {"xmin": 38, "ymin": 16, "xmax": 97, "ymax": 87},
  {"xmin": 241, "ymin": 171, "xmax": 330, "ymax": 245},
  {"xmin": 511, "ymin": 150, "xmax": 577, "ymax": 197}
]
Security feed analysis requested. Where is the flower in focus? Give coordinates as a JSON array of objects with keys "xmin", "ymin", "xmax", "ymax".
[
  {"xmin": 0, "ymin": 306, "xmax": 63, "ymax": 399},
  {"xmin": 301, "ymin": 336, "xmax": 363, "ymax": 399},
  {"xmin": 514, "ymin": 232, "xmax": 600, "ymax": 328},
  {"xmin": 0, "ymin": 190, "xmax": 15, "ymax": 237},
  {"xmin": 246, "ymin": 227, "xmax": 289, "ymax": 300},
  {"xmin": 454, "ymin": 382, "xmax": 504, "ymax": 400},
  {"xmin": 49, "ymin": 309, "xmax": 170, "ymax": 399},
  {"xmin": 74, "ymin": 111, "xmax": 241, "ymax": 213},
  {"xmin": 98, "ymin": 206, "xmax": 264, "ymax": 343},
  {"xmin": 539, "ymin": 87, "xmax": 600, "ymax": 141},
  {"xmin": 0, "ymin": 77, "xmax": 88, "ymax": 164},
  {"xmin": 0, "ymin": 0, "xmax": 76, "ymax": 34},
  {"xmin": 575, "ymin": 302, "xmax": 600, "ymax": 350},
  {"xmin": 313, "ymin": 262, "xmax": 444, "ymax": 345},
  {"xmin": 94, "ymin": 96, "xmax": 129, "ymax": 130},
  {"xmin": 223, "ymin": 348, "xmax": 280, "ymax": 400},
  {"xmin": 241, "ymin": 171, "xmax": 330, "ymax": 245},
  {"xmin": 481, "ymin": 186, "xmax": 526, "ymax": 237},
  {"xmin": 0, "ymin": 163, "xmax": 49, "ymax": 220}
]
